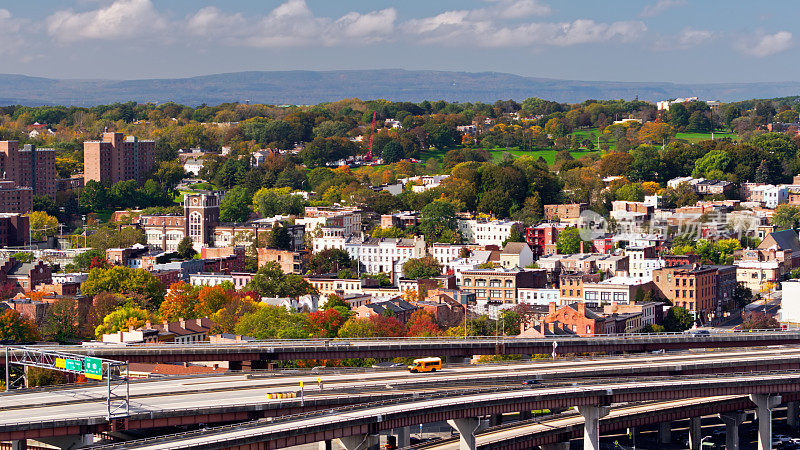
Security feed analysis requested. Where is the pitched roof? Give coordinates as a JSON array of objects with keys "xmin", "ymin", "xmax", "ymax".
[
  {"xmin": 758, "ymin": 229, "xmax": 800, "ymax": 252},
  {"xmin": 502, "ymin": 242, "xmax": 529, "ymax": 255}
]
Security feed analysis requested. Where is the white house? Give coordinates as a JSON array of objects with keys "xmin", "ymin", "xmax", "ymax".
[
  {"xmin": 517, "ymin": 288, "xmax": 560, "ymax": 306},
  {"xmin": 429, "ymin": 243, "xmax": 468, "ymax": 272},
  {"xmin": 184, "ymin": 158, "xmax": 204, "ymax": 176},
  {"xmin": 458, "ymin": 219, "xmax": 520, "ymax": 247},
  {"xmin": 344, "ymin": 236, "xmax": 427, "ymax": 276},
  {"xmin": 499, "ymin": 242, "xmax": 534, "ymax": 269}
]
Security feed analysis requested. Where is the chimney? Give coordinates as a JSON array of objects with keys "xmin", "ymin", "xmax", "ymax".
[
  {"xmin": 179, "ymin": 317, "xmax": 186, "ymax": 328},
  {"xmin": 145, "ymin": 320, "xmax": 152, "ymax": 328},
  {"xmin": 580, "ymin": 241, "xmax": 585, "ymax": 254},
  {"xmin": 548, "ymin": 301, "xmax": 556, "ymax": 315},
  {"xmin": 578, "ymin": 302, "xmax": 586, "ymax": 316}
]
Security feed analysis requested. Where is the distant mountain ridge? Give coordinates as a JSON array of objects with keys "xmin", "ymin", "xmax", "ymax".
[{"xmin": 0, "ymin": 69, "xmax": 799, "ymax": 106}]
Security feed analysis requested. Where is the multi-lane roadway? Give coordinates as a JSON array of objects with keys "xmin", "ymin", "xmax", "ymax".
[{"xmin": 6, "ymin": 347, "xmax": 800, "ymax": 444}]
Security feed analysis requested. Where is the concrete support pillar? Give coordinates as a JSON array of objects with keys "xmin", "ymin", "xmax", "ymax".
[
  {"xmin": 489, "ymin": 414, "xmax": 503, "ymax": 427},
  {"xmin": 688, "ymin": 417, "xmax": 702, "ymax": 450},
  {"xmin": 750, "ymin": 394, "xmax": 781, "ymax": 450},
  {"xmin": 719, "ymin": 412, "xmax": 746, "ymax": 450},
  {"xmin": 519, "ymin": 410, "xmax": 532, "ymax": 420},
  {"xmin": 447, "ymin": 417, "xmax": 480, "ymax": 450},
  {"xmin": 577, "ymin": 405, "xmax": 609, "ymax": 450},
  {"xmin": 11, "ymin": 440, "xmax": 26, "ymax": 450},
  {"xmin": 627, "ymin": 426, "xmax": 638, "ymax": 447},
  {"xmin": 658, "ymin": 421, "xmax": 672, "ymax": 444},
  {"xmin": 319, "ymin": 440, "xmax": 332, "ymax": 450},
  {"xmin": 393, "ymin": 427, "xmax": 410, "ymax": 449},
  {"xmin": 338, "ymin": 434, "xmax": 379, "ymax": 450},
  {"xmin": 788, "ymin": 401, "xmax": 799, "ymax": 429}
]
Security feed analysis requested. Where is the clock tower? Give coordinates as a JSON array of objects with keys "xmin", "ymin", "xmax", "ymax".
[{"xmin": 183, "ymin": 193, "xmax": 220, "ymax": 250}]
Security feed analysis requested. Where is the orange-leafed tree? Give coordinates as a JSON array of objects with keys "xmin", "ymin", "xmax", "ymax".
[
  {"xmin": 407, "ymin": 309, "xmax": 441, "ymax": 337},
  {"xmin": 159, "ymin": 282, "xmax": 199, "ymax": 322},
  {"xmin": 0, "ymin": 309, "xmax": 38, "ymax": 343},
  {"xmin": 197, "ymin": 285, "xmax": 231, "ymax": 317},
  {"xmin": 308, "ymin": 308, "xmax": 347, "ymax": 338}
]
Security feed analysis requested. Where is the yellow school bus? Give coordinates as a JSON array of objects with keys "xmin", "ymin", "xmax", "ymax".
[{"xmin": 408, "ymin": 357, "xmax": 442, "ymax": 373}]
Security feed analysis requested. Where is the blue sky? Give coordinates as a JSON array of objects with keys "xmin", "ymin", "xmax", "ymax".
[{"xmin": 1, "ymin": 0, "xmax": 798, "ymax": 83}]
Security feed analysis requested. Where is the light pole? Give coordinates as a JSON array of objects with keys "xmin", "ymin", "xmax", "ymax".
[{"xmin": 82, "ymin": 215, "xmax": 87, "ymax": 248}]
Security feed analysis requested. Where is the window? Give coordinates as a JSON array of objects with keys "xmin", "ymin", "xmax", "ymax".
[
  {"xmin": 463, "ymin": 279, "xmax": 472, "ymax": 287},
  {"xmin": 490, "ymin": 290, "xmax": 501, "ymax": 299},
  {"xmin": 601, "ymin": 292, "xmax": 611, "ymax": 302},
  {"xmin": 505, "ymin": 280, "xmax": 513, "ymax": 287},
  {"xmin": 613, "ymin": 292, "xmax": 626, "ymax": 302},
  {"xmin": 585, "ymin": 291, "xmax": 598, "ymax": 301},
  {"xmin": 490, "ymin": 279, "xmax": 501, "ymax": 287}
]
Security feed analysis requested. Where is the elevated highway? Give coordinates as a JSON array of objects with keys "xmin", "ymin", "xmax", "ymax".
[
  {"xmin": 15, "ymin": 331, "xmax": 800, "ymax": 365},
  {"xmin": 421, "ymin": 396, "xmax": 752, "ymax": 449},
  {"xmin": 3, "ymin": 347, "xmax": 800, "ymax": 442},
  {"xmin": 83, "ymin": 371, "xmax": 800, "ymax": 449}
]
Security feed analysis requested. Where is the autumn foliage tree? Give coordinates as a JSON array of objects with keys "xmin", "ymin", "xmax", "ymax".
[
  {"xmin": 308, "ymin": 309, "xmax": 347, "ymax": 338},
  {"xmin": 0, "ymin": 309, "xmax": 38, "ymax": 343},
  {"xmin": 337, "ymin": 315, "xmax": 407, "ymax": 338},
  {"xmin": 406, "ymin": 310, "xmax": 441, "ymax": 337}
]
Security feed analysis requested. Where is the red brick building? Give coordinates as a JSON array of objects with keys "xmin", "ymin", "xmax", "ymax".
[
  {"xmin": 653, "ymin": 265, "xmax": 718, "ymax": 322},
  {"xmin": 84, "ymin": 132, "xmax": 155, "ymax": 185},
  {"xmin": 543, "ymin": 203, "xmax": 587, "ymax": 220},
  {"xmin": 525, "ymin": 223, "xmax": 571, "ymax": 257}
]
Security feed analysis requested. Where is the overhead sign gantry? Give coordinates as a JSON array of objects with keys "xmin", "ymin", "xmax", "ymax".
[{"xmin": 4, "ymin": 346, "xmax": 129, "ymax": 419}]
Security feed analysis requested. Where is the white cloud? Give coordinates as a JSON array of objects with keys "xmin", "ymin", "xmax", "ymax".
[
  {"xmin": 639, "ymin": 0, "xmax": 686, "ymax": 18},
  {"xmin": 46, "ymin": 0, "xmax": 167, "ymax": 42},
  {"xmin": 186, "ymin": 7, "xmax": 245, "ymax": 36},
  {"xmin": 0, "ymin": 9, "xmax": 25, "ymax": 54},
  {"xmin": 654, "ymin": 27, "xmax": 714, "ymax": 51},
  {"xmin": 480, "ymin": 0, "xmax": 551, "ymax": 19},
  {"xmin": 736, "ymin": 31, "xmax": 793, "ymax": 57},
  {"xmin": 239, "ymin": 0, "xmax": 397, "ymax": 48},
  {"xmin": 404, "ymin": 13, "xmax": 646, "ymax": 48}
]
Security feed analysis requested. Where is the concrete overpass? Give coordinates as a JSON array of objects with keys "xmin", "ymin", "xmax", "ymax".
[
  {"xmin": 421, "ymin": 396, "xmax": 756, "ymax": 449},
  {"xmin": 15, "ymin": 331, "xmax": 800, "ymax": 366},
  {"xmin": 81, "ymin": 371, "xmax": 800, "ymax": 450},
  {"xmin": 4, "ymin": 347, "xmax": 800, "ymax": 443}
]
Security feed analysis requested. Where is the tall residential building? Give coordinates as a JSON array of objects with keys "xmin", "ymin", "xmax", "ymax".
[
  {"xmin": 0, "ymin": 141, "xmax": 56, "ymax": 197},
  {"xmin": 84, "ymin": 132, "xmax": 155, "ymax": 185}
]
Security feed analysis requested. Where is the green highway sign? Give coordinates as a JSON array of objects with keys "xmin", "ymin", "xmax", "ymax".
[
  {"xmin": 65, "ymin": 359, "xmax": 82, "ymax": 372},
  {"xmin": 85, "ymin": 357, "xmax": 103, "ymax": 380}
]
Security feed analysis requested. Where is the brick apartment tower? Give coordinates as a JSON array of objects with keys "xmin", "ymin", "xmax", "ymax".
[
  {"xmin": 0, "ymin": 141, "xmax": 56, "ymax": 198},
  {"xmin": 84, "ymin": 132, "xmax": 156, "ymax": 185}
]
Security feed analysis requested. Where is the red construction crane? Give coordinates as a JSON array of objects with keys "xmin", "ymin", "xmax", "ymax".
[{"xmin": 366, "ymin": 111, "xmax": 376, "ymax": 161}]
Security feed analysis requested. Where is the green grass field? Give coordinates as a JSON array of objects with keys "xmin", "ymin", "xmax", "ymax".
[
  {"xmin": 674, "ymin": 131, "xmax": 737, "ymax": 142},
  {"xmin": 489, "ymin": 148, "xmax": 599, "ymax": 164}
]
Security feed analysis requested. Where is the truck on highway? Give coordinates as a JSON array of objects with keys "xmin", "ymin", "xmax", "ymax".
[{"xmin": 408, "ymin": 357, "xmax": 441, "ymax": 373}]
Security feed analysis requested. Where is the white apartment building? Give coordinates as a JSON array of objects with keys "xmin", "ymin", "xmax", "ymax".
[
  {"xmin": 340, "ymin": 236, "xmax": 427, "ymax": 276},
  {"xmin": 429, "ymin": 243, "xmax": 468, "ymax": 272},
  {"xmin": 517, "ymin": 288, "xmax": 560, "ymax": 305},
  {"xmin": 458, "ymin": 219, "xmax": 520, "ymax": 247},
  {"xmin": 189, "ymin": 273, "xmax": 233, "ymax": 287},
  {"xmin": 763, "ymin": 185, "xmax": 790, "ymax": 209},
  {"xmin": 297, "ymin": 206, "xmax": 362, "ymax": 239},
  {"xmin": 625, "ymin": 247, "xmax": 664, "ymax": 279}
]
